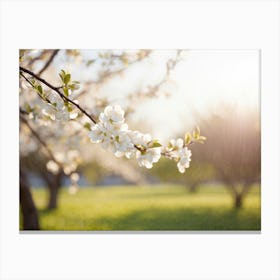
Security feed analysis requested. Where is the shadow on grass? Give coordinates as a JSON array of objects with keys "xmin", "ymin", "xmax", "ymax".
[
  {"xmin": 38, "ymin": 206, "xmax": 261, "ymax": 231},
  {"xmin": 94, "ymin": 208, "xmax": 260, "ymax": 231},
  {"xmin": 39, "ymin": 208, "xmax": 56, "ymax": 214}
]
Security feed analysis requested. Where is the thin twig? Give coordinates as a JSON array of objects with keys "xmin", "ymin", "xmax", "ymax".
[
  {"xmin": 20, "ymin": 112, "xmax": 62, "ymax": 168},
  {"xmin": 20, "ymin": 72, "xmax": 52, "ymax": 104},
  {"xmin": 76, "ymin": 50, "xmax": 152, "ymax": 99},
  {"xmin": 20, "ymin": 72, "xmax": 36, "ymax": 88},
  {"xmin": 37, "ymin": 49, "xmax": 59, "ymax": 76},
  {"xmin": 27, "ymin": 50, "xmax": 50, "ymax": 67}
]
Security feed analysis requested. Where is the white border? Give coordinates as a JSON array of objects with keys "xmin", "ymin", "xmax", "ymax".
[{"xmin": 1, "ymin": 1, "xmax": 279, "ymax": 279}]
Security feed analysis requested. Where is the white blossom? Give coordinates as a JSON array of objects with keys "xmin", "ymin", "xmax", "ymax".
[
  {"xmin": 113, "ymin": 132, "xmax": 135, "ymax": 158},
  {"xmin": 47, "ymin": 92, "xmax": 64, "ymax": 110},
  {"xmin": 55, "ymin": 110, "xmax": 70, "ymax": 121},
  {"xmin": 46, "ymin": 160, "xmax": 60, "ymax": 174},
  {"xmin": 99, "ymin": 105, "xmax": 125, "ymax": 131},
  {"xmin": 87, "ymin": 105, "xmax": 163, "ymax": 169},
  {"xmin": 88, "ymin": 124, "xmax": 105, "ymax": 143},
  {"xmin": 166, "ymin": 138, "xmax": 184, "ymax": 152},
  {"xmin": 103, "ymin": 105, "xmax": 125, "ymax": 123},
  {"xmin": 136, "ymin": 147, "xmax": 161, "ymax": 169},
  {"xmin": 176, "ymin": 147, "xmax": 192, "ymax": 173},
  {"xmin": 87, "ymin": 105, "xmax": 194, "ymax": 172},
  {"xmin": 69, "ymin": 111, "xmax": 79, "ymax": 119},
  {"xmin": 129, "ymin": 131, "xmax": 152, "ymax": 148},
  {"xmin": 70, "ymin": 172, "xmax": 80, "ymax": 183}
]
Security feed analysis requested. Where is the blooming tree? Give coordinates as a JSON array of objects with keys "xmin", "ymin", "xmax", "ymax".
[
  {"xmin": 20, "ymin": 67, "xmax": 205, "ymax": 171},
  {"xmin": 19, "ymin": 49, "xmax": 206, "ymax": 229}
]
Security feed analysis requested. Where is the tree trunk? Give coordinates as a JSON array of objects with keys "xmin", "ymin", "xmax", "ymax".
[
  {"xmin": 188, "ymin": 183, "xmax": 198, "ymax": 193},
  {"xmin": 48, "ymin": 184, "xmax": 59, "ymax": 209},
  {"xmin": 234, "ymin": 193, "xmax": 243, "ymax": 209},
  {"xmin": 47, "ymin": 171, "xmax": 63, "ymax": 210},
  {"xmin": 20, "ymin": 169, "xmax": 40, "ymax": 230}
]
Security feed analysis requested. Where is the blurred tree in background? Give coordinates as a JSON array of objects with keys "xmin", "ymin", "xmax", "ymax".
[
  {"xmin": 198, "ymin": 107, "xmax": 261, "ymax": 208},
  {"xmin": 151, "ymin": 106, "xmax": 260, "ymax": 208}
]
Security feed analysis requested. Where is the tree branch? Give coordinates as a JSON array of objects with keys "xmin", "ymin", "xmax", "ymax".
[
  {"xmin": 20, "ymin": 112, "xmax": 62, "ymax": 168},
  {"xmin": 27, "ymin": 50, "xmax": 50, "ymax": 67},
  {"xmin": 37, "ymin": 49, "xmax": 59, "ymax": 76},
  {"xmin": 76, "ymin": 50, "xmax": 152, "ymax": 99},
  {"xmin": 19, "ymin": 66, "xmax": 97, "ymax": 124}
]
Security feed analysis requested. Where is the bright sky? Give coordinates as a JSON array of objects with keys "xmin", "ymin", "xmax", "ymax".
[
  {"xmin": 136, "ymin": 50, "xmax": 260, "ymax": 141},
  {"xmin": 55, "ymin": 50, "xmax": 260, "ymax": 142}
]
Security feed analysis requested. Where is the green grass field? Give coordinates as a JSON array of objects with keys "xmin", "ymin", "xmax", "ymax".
[{"xmin": 26, "ymin": 184, "xmax": 261, "ymax": 231}]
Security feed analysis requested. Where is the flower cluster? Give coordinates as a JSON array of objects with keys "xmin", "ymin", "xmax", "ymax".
[
  {"xmin": 164, "ymin": 138, "xmax": 192, "ymax": 173},
  {"xmin": 88, "ymin": 105, "xmax": 162, "ymax": 169},
  {"xmin": 46, "ymin": 150, "xmax": 81, "ymax": 175},
  {"xmin": 69, "ymin": 172, "xmax": 80, "ymax": 195},
  {"xmin": 41, "ymin": 92, "xmax": 78, "ymax": 122},
  {"xmin": 22, "ymin": 70, "xmax": 80, "ymax": 122},
  {"xmin": 88, "ymin": 105, "xmax": 193, "ymax": 172}
]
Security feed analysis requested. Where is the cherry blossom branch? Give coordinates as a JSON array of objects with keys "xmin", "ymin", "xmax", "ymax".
[
  {"xmin": 111, "ymin": 50, "xmax": 183, "ymax": 106},
  {"xmin": 19, "ymin": 66, "xmax": 97, "ymax": 124},
  {"xmin": 146, "ymin": 49, "xmax": 183, "ymax": 95},
  {"xmin": 19, "ymin": 61, "xmax": 204, "ymax": 173},
  {"xmin": 75, "ymin": 50, "xmax": 152, "ymax": 99},
  {"xmin": 20, "ymin": 67, "xmax": 144, "ymax": 154},
  {"xmin": 20, "ymin": 72, "xmax": 53, "ymax": 105},
  {"xmin": 95, "ymin": 50, "xmax": 152, "ymax": 85}
]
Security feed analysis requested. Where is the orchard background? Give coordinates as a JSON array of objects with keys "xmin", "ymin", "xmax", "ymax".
[{"xmin": 19, "ymin": 49, "xmax": 260, "ymax": 230}]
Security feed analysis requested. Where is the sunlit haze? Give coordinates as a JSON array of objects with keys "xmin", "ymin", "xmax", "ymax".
[{"xmin": 55, "ymin": 50, "xmax": 260, "ymax": 141}]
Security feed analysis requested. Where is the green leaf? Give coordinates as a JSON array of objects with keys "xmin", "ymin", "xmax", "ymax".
[
  {"xmin": 63, "ymin": 87, "xmax": 69, "ymax": 97},
  {"xmin": 149, "ymin": 139, "xmax": 162, "ymax": 148},
  {"xmin": 64, "ymin": 73, "xmax": 71, "ymax": 85},
  {"xmin": 84, "ymin": 122, "xmax": 91, "ymax": 130},
  {"xmin": 64, "ymin": 101, "xmax": 72, "ymax": 112},
  {"xmin": 59, "ymin": 70, "xmax": 66, "ymax": 82},
  {"xmin": 25, "ymin": 104, "xmax": 32, "ymax": 113},
  {"xmin": 19, "ymin": 50, "xmax": 25, "ymax": 62},
  {"xmin": 167, "ymin": 142, "xmax": 173, "ymax": 150},
  {"xmin": 37, "ymin": 85, "xmax": 43, "ymax": 95},
  {"xmin": 69, "ymin": 83, "xmax": 80, "ymax": 90},
  {"xmin": 59, "ymin": 70, "xmax": 71, "ymax": 85},
  {"xmin": 86, "ymin": 60, "xmax": 95, "ymax": 67},
  {"xmin": 184, "ymin": 133, "xmax": 192, "ymax": 145},
  {"xmin": 193, "ymin": 126, "xmax": 200, "ymax": 139},
  {"xmin": 152, "ymin": 142, "xmax": 162, "ymax": 148},
  {"xmin": 59, "ymin": 73, "xmax": 64, "ymax": 82},
  {"xmin": 196, "ymin": 135, "xmax": 206, "ymax": 144}
]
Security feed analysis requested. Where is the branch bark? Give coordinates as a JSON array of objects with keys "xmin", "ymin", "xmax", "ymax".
[{"xmin": 37, "ymin": 49, "xmax": 59, "ymax": 76}]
